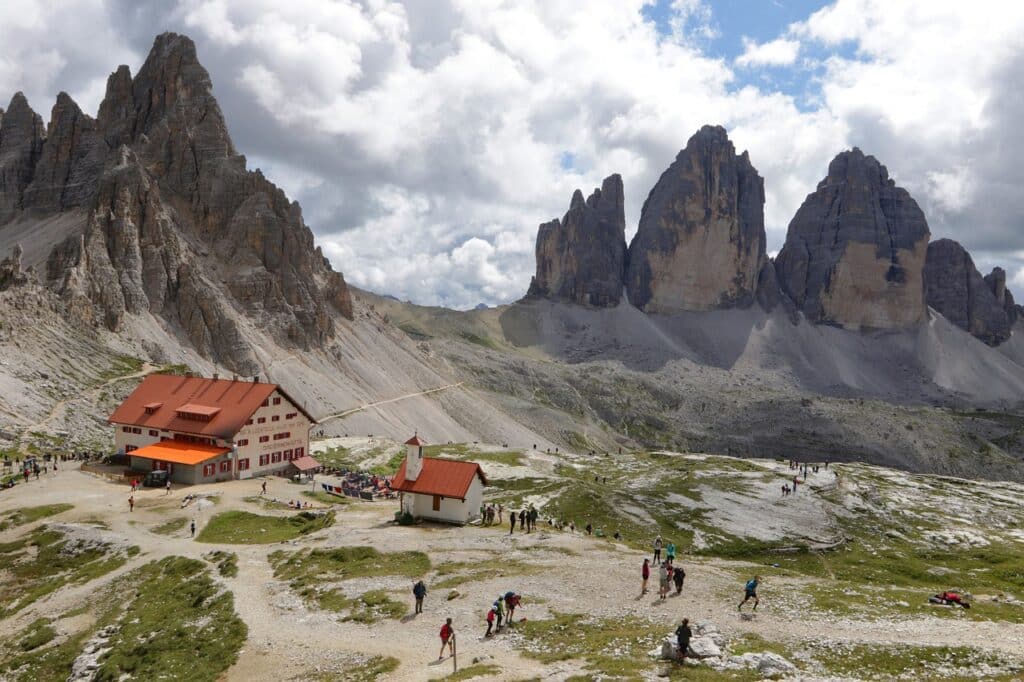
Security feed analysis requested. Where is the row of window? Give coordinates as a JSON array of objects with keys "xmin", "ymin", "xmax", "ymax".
[
  {"xmin": 257, "ymin": 448, "xmax": 305, "ymax": 466},
  {"xmin": 260, "ymin": 397, "xmax": 283, "ymax": 407}
]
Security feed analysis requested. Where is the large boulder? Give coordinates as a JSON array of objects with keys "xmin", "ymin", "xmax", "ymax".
[
  {"xmin": 626, "ymin": 125, "xmax": 765, "ymax": 313},
  {"xmin": 527, "ymin": 174, "xmax": 626, "ymax": 307},
  {"xmin": 924, "ymin": 239, "xmax": 1011, "ymax": 346},
  {"xmin": 775, "ymin": 149, "xmax": 930, "ymax": 330}
]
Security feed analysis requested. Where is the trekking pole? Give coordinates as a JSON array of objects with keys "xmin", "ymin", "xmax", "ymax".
[{"xmin": 452, "ymin": 634, "xmax": 457, "ymax": 673}]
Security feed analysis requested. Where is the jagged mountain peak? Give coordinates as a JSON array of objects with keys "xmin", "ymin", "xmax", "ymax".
[{"xmin": 0, "ymin": 31, "xmax": 353, "ymax": 374}]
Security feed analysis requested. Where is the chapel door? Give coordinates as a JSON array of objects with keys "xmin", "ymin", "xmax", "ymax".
[{"xmin": 432, "ymin": 495, "xmax": 441, "ymax": 511}]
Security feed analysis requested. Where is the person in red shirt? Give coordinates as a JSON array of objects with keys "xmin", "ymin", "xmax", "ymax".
[
  {"xmin": 642, "ymin": 558, "xmax": 650, "ymax": 595},
  {"xmin": 438, "ymin": 618, "xmax": 455, "ymax": 660}
]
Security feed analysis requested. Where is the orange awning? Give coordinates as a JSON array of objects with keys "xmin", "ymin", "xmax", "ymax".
[{"xmin": 129, "ymin": 441, "xmax": 229, "ymax": 466}]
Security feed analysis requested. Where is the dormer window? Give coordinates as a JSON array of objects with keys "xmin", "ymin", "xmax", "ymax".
[
  {"xmin": 144, "ymin": 402, "xmax": 163, "ymax": 415},
  {"xmin": 176, "ymin": 403, "xmax": 221, "ymax": 422}
]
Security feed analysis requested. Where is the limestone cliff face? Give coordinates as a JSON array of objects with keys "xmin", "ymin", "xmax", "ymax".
[
  {"xmin": 924, "ymin": 239, "xmax": 1010, "ymax": 346},
  {"xmin": 984, "ymin": 267, "xmax": 1019, "ymax": 328},
  {"xmin": 0, "ymin": 93, "xmax": 45, "ymax": 223},
  {"xmin": 527, "ymin": 174, "xmax": 626, "ymax": 306},
  {"xmin": 626, "ymin": 125, "xmax": 765, "ymax": 313},
  {"xmin": 23, "ymin": 92, "xmax": 105, "ymax": 212},
  {"xmin": 0, "ymin": 32, "xmax": 354, "ymax": 373},
  {"xmin": 775, "ymin": 149, "xmax": 930, "ymax": 330}
]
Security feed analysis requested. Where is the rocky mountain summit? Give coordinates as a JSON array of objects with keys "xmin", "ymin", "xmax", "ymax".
[
  {"xmin": 626, "ymin": 125, "xmax": 766, "ymax": 313},
  {"xmin": 0, "ymin": 32, "xmax": 353, "ymax": 374},
  {"xmin": 924, "ymin": 239, "xmax": 1016, "ymax": 346},
  {"xmin": 527, "ymin": 174, "xmax": 626, "ymax": 306},
  {"xmin": 775, "ymin": 148, "xmax": 930, "ymax": 330}
]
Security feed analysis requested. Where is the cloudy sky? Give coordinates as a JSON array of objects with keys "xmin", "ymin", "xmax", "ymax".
[{"xmin": 3, "ymin": 0, "xmax": 1023, "ymax": 309}]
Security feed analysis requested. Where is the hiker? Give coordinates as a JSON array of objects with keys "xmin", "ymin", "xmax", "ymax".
[
  {"xmin": 642, "ymin": 558, "xmax": 650, "ymax": 595},
  {"xmin": 497, "ymin": 504, "xmax": 503, "ymax": 524},
  {"xmin": 653, "ymin": 535, "xmax": 663, "ymax": 563},
  {"xmin": 792, "ymin": 476, "xmax": 798, "ymax": 493},
  {"xmin": 505, "ymin": 592, "xmax": 521, "ymax": 621},
  {"xmin": 413, "ymin": 580, "xmax": 427, "ymax": 614},
  {"xmin": 666, "ymin": 541, "xmax": 676, "ymax": 564},
  {"xmin": 519, "ymin": 509, "xmax": 526, "ymax": 532},
  {"xmin": 131, "ymin": 478, "xmax": 138, "ymax": 492},
  {"xmin": 529, "ymin": 506, "xmax": 538, "ymax": 531},
  {"xmin": 509, "ymin": 511, "xmax": 516, "ymax": 534},
  {"xmin": 190, "ymin": 519, "xmax": 196, "ymax": 537},
  {"xmin": 165, "ymin": 479, "xmax": 171, "ymax": 495},
  {"xmin": 675, "ymin": 618, "xmax": 692, "ymax": 662},
  {"xmin": 495, "ymin": 594, "xmax": 506, "ymax": 630},
  {"xmin": 659, "ymin": 562, "xmax": 670, "ymax": 600},
  {"xmin": 438, "ymin": 618, "xmax": 455, "ymax": 660},
  {"xmin": 261, "ymin": 480, "xmax": 267, "ymax": 495},
  {"xmin": 738, "ymin": 576, "xmax": 761, "ymax": 611},
  {"xmin": 585, "ymin": 522, "xmax": 593, "ymax": 535},
  {"xmin": 128, "ymin": 495, "xmax": 134, "ymax": 512},
  {"xmin": 673, "ymin": 563, "xmax": 685, "ymax": 594},
  {"xmin": 486, "ymin": 604, "xmax": 496, "ymax": 636}
]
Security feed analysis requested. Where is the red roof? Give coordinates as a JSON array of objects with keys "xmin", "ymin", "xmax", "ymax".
[
  {"xmin": 291, "ymin": 455, "xmax": 321, "ymax": 472},
  {"xmin": 108, "ymin": 374, "xmax": 315, "ymax": 438},
  {"xmin": 391, "ymin": 457, "xmax": 487, "ymax": 500},
  {"xmin": 405, "ymin": 434, "xmax": 426, "ymax": 446},
  {"xmin": 128, "ymin": 441, "xmax": 229, "ymax": 465}
]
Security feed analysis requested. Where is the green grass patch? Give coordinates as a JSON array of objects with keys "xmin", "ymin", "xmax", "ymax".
[
  {"xmin": 196, "ymin": 510, "xmax": 334, "ymax": 544},
  {"xmin": 517, "ymin": 613, "xmax": 666, "ymax": 679},
  {"xmin": 0, "ymin": 527, "xmax": 136, "ymax": 618},
  {"xmin": 95, "ymin": 556, "xmax": 247, "ymax": 681},
  {"xmin": 315, "ymin": 445, "xmax": 356, "ymax": 469},
  {"xmin": 150, "ymin": 517, "xmax": 187, "ymax": 536},
  {"xmin": 812, "ymin": 642, "xmax": 1018, "ymax": 679},
  {"xmin": 0, "ymin": 503, "xmax": 73, "ymax": 530},
  {"xmin": 459, "ymin": 331, "xmax": 499, "ymax": 350},
  {"xmin": 269, "ymin": 546, "xmax": 430, "ymax": 586},
  {"xmin": 369, "ymin": 449, "xmax": 406, "ymax": 476},
  {"xmin": 203, "ymin": 550, "xmax": 239, "ymax": 577},
  {"xmin": 431, "ymin": 663, "xmax": 501, "ymax": 680},
  {"xmin": 303, "ymin": 490, "xmax": 352, "ymax": 505},
  {"xmin": 98, "ymin": 354, "xmax": 144, "ymax": 381},
  {"xmin": 16, "ymin": 619, "xmax": 56, "ymax": 651},
  {"xmin": 320, "ymin": 654, "xmax": 400, "ymax": 681}
]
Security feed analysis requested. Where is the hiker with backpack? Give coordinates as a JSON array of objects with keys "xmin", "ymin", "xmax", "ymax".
[
  {"xmin": 413, "ymin": 580, "xmax": 427, "ymax": 614},
  {"xmin": 494, "ymin": 595, "xmax": 505, "ymax": 630},
  {"xmin": 438, "ymin": 618, "xmax": 455, "ymax": 660},
  {"xmin": 653, "ymin": 535, "xmax": 663, "ymax": 563},
  {"xmin": 738, "ymin": 576, "xmax": 761, "ymax": 611},
  {"xmin": 673, "ymin": 562, "xmax": 685, "ymax": 594},
  {"xmin": 659, "ymin": 562, "xmax": 670, "ymax": 600},
  {"xmin": 666, "ymin": 541, "xmax": 676, "ymax": 563},
  {"xmin": 641, "ymin": 558, "xmax": 650, "ymax": 595},
  {"xmin": 505, "ymin": 592, "xmax": 521, "ymax": 622}
]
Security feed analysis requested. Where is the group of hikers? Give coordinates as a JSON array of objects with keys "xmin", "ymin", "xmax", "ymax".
[
  {"xmin": 507, "ymin": 505, "xmax": 539, "ymax": 533},
  {"xmin": 484, "ymin": 591, "xmax": 523, "ymax": 637},
  {"xmin": 643, "ymin": 535, "xmax": 685, "ymax": 600}
]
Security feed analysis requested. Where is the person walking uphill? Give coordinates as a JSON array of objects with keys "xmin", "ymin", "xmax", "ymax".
[
  {"xmin": 438, "ymin": 618, "xmax": 455, "ymax": 660},
  {"xmin": 485, "ymin": 605, "xmax": 496, "ymax": 637},
  {"xmin": 653, "ymin": 535, "xmax": 663, "ymax": 564},
  {"xmin": 738, "ymin": 575, "xmax": 761, "ymax": 611},
  {"xmin": 673, "ymin": 562, "xmax": 685, "ymax": 594},
  {"xmin": 413, "ymin": 580, "xmax": 427, "ymax": 614},
  {"xmin": 510, "ymin": 511, "xmax": 516, "ymax": 535},
  {"xmin": 641, "ymin": 558, "xmax": 650, "ymax": 595}
]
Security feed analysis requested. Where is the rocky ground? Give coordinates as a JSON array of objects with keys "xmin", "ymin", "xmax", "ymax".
[{"xmin": 1, "ymin": 439, "xmax": 1023, "ymax": 681}]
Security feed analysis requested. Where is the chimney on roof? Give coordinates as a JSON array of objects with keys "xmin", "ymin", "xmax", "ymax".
[
  {"xmin": 252, "ymin": 375, "xmax": 259, "ymax": 383},
  {"xmin": 232, "ymin": 374, "xmax": 238, "ymax": 382},
  {"xmin": 213, "ymin": 372, "xmax": 219, "ymax": 380}
]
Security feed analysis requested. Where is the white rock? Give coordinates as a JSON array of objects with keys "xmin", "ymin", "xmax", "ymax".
[{"xmin": 687, "ymin": 635, "xmax": 722, "ymax": 659}]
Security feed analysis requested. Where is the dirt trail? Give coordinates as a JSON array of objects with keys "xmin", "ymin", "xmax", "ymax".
[
  {"xmin": 22, "ymin": 362, "xmax": 159, "ymax": 436},
  {"xmin": 1, "ymin": 461, "xmax": 1023, "ymax": 681},
  {"xmin": 318, "ymin": 382, "xmax": 466, "ymax": 424}
]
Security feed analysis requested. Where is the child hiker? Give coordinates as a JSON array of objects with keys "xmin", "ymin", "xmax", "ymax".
[{"xmin": 439, "ymin": 618, "xmax": 455, "ymax": 660}]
